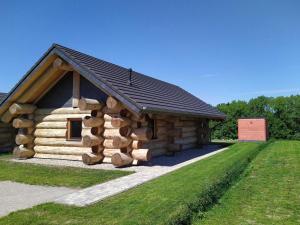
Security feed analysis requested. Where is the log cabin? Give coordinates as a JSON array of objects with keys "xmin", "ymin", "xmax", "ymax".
[{"xmin": 0, "ymin": 44, "xmax": 225, "ymax": 167}]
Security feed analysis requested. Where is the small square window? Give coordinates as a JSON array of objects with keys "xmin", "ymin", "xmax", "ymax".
[{"xmin": 67, "ymin": 118, "xmax": 82, "ymax": 140}]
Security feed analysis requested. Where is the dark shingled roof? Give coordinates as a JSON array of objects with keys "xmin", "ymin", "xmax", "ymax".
[
  {"xmin": 0, "ymin": 93, "xmax": 7, "ymax": 104},
  {"xmin": 54, "ymin": 45, "xmax": 225, "ymax": 119},
  {"xmin": 0, "ymin": 44, "xmax": 225, "ymax": 119}
]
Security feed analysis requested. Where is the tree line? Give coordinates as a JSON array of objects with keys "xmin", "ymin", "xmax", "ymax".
[{"xmin": 210, "ymin": 95, "xmax": 300, "ymax": 140}]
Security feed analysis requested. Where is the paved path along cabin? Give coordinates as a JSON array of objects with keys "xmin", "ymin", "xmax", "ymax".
[{"xmin": 0, "ymin": 44, "xmax": 225, "ymax": 167}]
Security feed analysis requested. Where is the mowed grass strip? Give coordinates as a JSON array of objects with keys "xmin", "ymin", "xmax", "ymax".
[
  {"xmin": 0, "ymin": 142, "xmax": 263, "ymax": 225},
  {"xmin": 0, "ymin": 155, "xmax": 132, "ymax": 188},
  {"xmin": 194, "ymin": 140, "xmax": 300, "ymax": 225}
]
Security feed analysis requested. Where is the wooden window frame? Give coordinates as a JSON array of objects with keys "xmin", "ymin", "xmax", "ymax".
[{"xmin": 67, "ymin": 118, "xmax": 82, "ymax": 141}]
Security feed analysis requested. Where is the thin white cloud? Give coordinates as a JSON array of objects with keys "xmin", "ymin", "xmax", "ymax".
[{"xmin": 243, "ymin": 88, "xmax": 300, "ymax": 95}]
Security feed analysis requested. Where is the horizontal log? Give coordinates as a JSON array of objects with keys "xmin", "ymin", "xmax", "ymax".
[
  {"xmin": 143, "ymin": 140, "xmax": 168, "ymax": 149},
  {"xmin": 156, "ymin": 134, "xmax": 168, "ymax": 140},
  {"xmin": 130, "ymin": 114, "xmax": 146, "ymax": 122},
  {"xmin": 131, "ymin": 149, "xmax": 151, "ymax": 161},
  {"xmin": 34, "ymin": 137, "xmax": 83, "ymax": 147},
  {"xmin": 132, "ymin": 140, "xmax": 144, "ymax": 149},
  {"xmin": 181, "ymin": 127, "xmax": 197, "ymax": 133},
  {"xmin": 0, "ymin": 143, "xmax": 13, "ymax": 148},
  {"xmin": 104, "ymin": 121, "xmax": 114, "ymax": 129},
  {"xmin": 181, "ymin": 132, "xmax": 197, "ymax": 139},
  {"xmin": 131, "ymin": 128, "xmax": 153, "ymax": 141},
  {"xmin": 103, "ymin": 149, "xmax": 123, "ymax": 157},
  {"xmin": 13, "ymin": 145, "xmax": 35, "ymax": 159},
  {"xmin": 112, "ymin": 136, "xmax": 132, "ymax": 148},
  {"xmin": 82, "ymin": 134, "xmax": 104, "ymax": 147},
  {"xmin": 35, "ymin": 108, "xmax": 90, "ymax": 115},
  {"xmin": 156, "ymin": 120, "xmax": 168, "ymax": 127},
  {"xmin": 34, "ymin": 153, "xmax": 82, "ymax": 161},
  {"xmin": 103, "ymin": 114, "xmax": 114, "ymax": 121},
  {"xmin": 174, "ymin": 137, "xmax": 198, "ymax": 145},
  {"xmin": 15, "ymin": 134, "xmax": 33, "ymax": 145},
  {"xmin": 13, "ymin": 118, "xmax": 34, "ymax": 128},
  {"xmin": 174, "ymin": 121, "xmax": 197, "ymax": 127},
  {"xmin": 81, "ymin": 127, "xmax": 102, "ymax": 136},
  {"xmin": 82, "ymin": 153, "xmax": 104, "ymax": 165},
  {"xmin": 0, "ymin": 132, "xmax": 12, "ymax": 140},
  {"xmin": 0, "ymin": 128, "xmax": 13, "ymax": 134},
  {"xmin": 35, "ymin": 121, "xmax": 67, "ymax": 129},
  {"xmin": 34, "ymin": 129, "xmax": 67, "ymax": 138},
  {"xmin": 35, "ymin": 114, "xmax": 88, "ymax": 122},
  {"xmin": 79, "ymin": 98, "xmax": 103, "ymax": 111},
  {"xmin": 111, "ymin": 152, "xmax": 133, "ymax": 167},
  {"xmin": 102, "ymin": 106, "xmax": 121, "ymax": 115},
  {"xmin": 83, "ymin": 116, "xmax": 104, "ymax": 127},
  {"xmin": 103, "ymin": 127, "xmax": 132, "ymax": 139},
  {"xmin": 103, "ymin": 138, "xmax": 132, "ymax": 149},
  {"xmin": 151, "ymin": 148, "xmax": 167, "ymax": 157},
  {"xmin": 181, "ymin": 143, "xmax": 197, "ymax": 150},
  {"xmin": 9, "ymin": 103, "xmax": 36, "ymax": 115},
  {"xmin": 167, "ymin": 144, "xmax": 181, "ymax": 152},
  {"xmin": 0, "ymin": 123, "xmax": 11, "ymax": 128},
  {"xmin": 111, "ymin": 117, "xmax": 131, "ymax": 128},
  {"xmin": 103, "ymin": 139, "xmax": 115, "ymax": 149},
  {"xmin": 156, "ymin": 127, "xmax": 168, "ymax": 136},
  {"xmin": 34, "ymin": 145, "xmax": 91, "ymax": 155},
  {"xmin": 102, "ymin": 157, "xmax": 111, "ymax": 164}
]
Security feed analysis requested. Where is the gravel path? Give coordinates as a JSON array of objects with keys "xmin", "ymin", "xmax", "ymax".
[
  {"xmin": 0, "ymin": 181, "xmax": 75, "ymax": 217},
  {"xmin": 54, "ymin": 145, "xmax": 228, "ymax": 206},
  {"xmin": 12, "ymin": 144, "xmax": 225, "ymax": 173}
]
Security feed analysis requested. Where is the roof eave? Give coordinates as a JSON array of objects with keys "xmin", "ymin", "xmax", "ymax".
[{"xmin": 142, "ymin": 106, "xmax": 226, "ymax": 120}]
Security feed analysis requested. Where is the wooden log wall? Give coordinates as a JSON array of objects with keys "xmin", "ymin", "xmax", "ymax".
[
  {"xmin": 12, "ymin": 103, "xmax": 37, "ymax": 158},
  {"xmin": 0, "ymin": 122, "xmax": 15, "ymax": 152},
  {"xmin": 79, "ymin": 98, "xmax": 105, "ymax": 165},
  {"xmin": 33, "ymin": 107, "xmax": 92, "ymax": 160},
  {"xmin": 10, "ymin": 99, "xmax": 211, "ymax": 166}
]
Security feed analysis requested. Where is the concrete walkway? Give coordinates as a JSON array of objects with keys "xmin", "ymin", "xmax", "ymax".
[
  {"xmin": 55, "ymin": 145, "xmax": 228, "ymax": 206},
  {"xmin": 0, "ymin": 181, "xmax": 75, "ymax": 217}
]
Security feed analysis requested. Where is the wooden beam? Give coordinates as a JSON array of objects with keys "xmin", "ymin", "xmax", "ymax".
[
  {"xmin": 53, "ymin": 58, "xmax": 73, "ymax": 71},
  {"xmin": 78, "ymin": 98, "xmax": 103, "ymax": 111},
  {"xmin": 9, "ymin": 103, "xmax": 36, "ymax": 115},
  {"xmin": 0, "ymin": 54, "xmax": 56, "ymax": 118},
  {"xmin": 73, "ymin": 71, "xmax": 80, "ymax": 107}
]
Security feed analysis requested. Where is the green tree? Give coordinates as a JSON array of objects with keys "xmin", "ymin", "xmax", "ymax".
[{"xmin": 211, "ymin": 95, "xmax": 300, "ymax": 140}]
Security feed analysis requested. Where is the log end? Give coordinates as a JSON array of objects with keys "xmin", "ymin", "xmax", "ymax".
[
  {"xmin": 111, "ymin": 153, "xmax": 133, "ymax": 167},
  {"xmin": 82, "ymin": 153, "xmax": 103, "ymax": 165},
  {"xmin": 13, "ymin": 146, "xmax": 35, "ymax": 159}
]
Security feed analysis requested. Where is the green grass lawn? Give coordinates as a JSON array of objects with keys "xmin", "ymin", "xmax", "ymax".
[
  {"xmin": 0, "ymin": 154, "xmax": 132, "ymax": 188},
  {"xmin": 0, "ymin": 142, "xmax": 263, "ymax": 225},
  {"xmin": 194, "ymin": 140, "xmax": 300, "ymax": 225}
]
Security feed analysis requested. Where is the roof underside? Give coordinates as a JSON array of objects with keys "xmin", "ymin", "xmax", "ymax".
[{"xmin": 55, "ymin": 45, "xmax": 225, "ymax": 119}]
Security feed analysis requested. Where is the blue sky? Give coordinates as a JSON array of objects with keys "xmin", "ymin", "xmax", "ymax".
[{"xmin": 0, "ymin": 0, "xmax": 299, "ymax": 105}]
